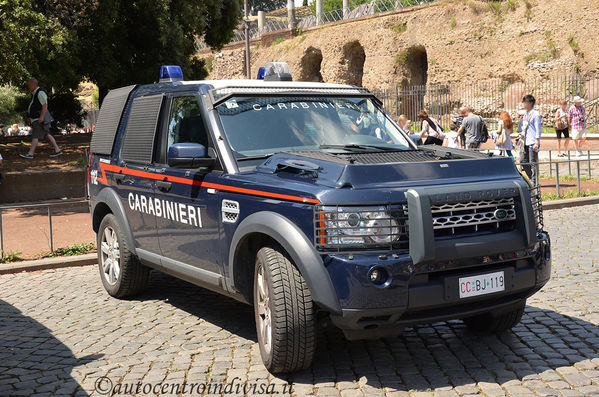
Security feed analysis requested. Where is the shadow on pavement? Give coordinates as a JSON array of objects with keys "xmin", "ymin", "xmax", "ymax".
[
  {"xmin": 0, "ymin": 300, "xmax": 101, "ymax": 396},
  {"xmin": 135, "ymin": 271, "xmax": 599, "ymax": 393}
]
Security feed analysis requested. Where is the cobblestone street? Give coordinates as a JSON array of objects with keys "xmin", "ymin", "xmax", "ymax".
[{"xmin": 1, "ymin": 205, "xmax": 598, "ymax": 397}]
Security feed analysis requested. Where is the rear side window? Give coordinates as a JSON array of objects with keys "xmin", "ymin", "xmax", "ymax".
[
  {"xmin": 121, "ymin": 94, "xmax": 164, "ymax": 164},
  {"xmin": 90, "ymin": 85, "xmax": 136, "ymax": 156},
  {"xmin": 167, "ymin": 96, "xmax": 209, "ymax": 154}
]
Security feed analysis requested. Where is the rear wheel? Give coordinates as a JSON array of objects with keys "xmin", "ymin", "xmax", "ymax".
[
  {"xmin": 253, "ymin": 246, "xmax": 316, "ymax": 373},
  {"xmin": 97, "ymin": 214, "xmax": 148, "ymax": 298},
  {"xmin": 463, "ymin": 301, "xmax": 525, "ymax": 333}
]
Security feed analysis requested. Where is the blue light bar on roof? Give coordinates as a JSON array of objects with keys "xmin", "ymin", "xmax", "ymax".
[
  {"xmin": 160, "ymin": 65, "xmax": 184, "ymax": 82},
  {"xmin": 257, "ymin": 67, "xmax": 266, "ymax": 80}
]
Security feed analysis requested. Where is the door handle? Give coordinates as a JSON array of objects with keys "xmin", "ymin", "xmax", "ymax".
[
  {"xmin": 156, "ymin": 180, "xmax": 172, "ymax": 192},
  {"xmin": 114, "ymin": 173, "xmax": 125, "ymax": 183}
]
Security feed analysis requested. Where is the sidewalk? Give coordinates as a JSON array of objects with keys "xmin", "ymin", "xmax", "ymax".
[{"xmin": 1, "ymin": 201, "xmax": 94, "ymax": 259}]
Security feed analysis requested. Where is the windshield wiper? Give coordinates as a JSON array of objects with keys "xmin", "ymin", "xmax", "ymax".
[
  {"xmin": 236, "ymin": 153, "xmax": 275, "ymax": 161},
  {"xmin": 319, "ymin": 144, "xmax": 402, "ymax": 152}
]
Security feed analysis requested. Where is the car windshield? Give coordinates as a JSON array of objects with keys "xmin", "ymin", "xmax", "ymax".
[{"xmin": 215, "ymin": 96, "xmax": 413, "ymax": 160}]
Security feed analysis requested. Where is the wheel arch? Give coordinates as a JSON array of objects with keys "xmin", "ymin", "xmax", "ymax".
[
  {"xmin": 91, "ymin": 188, "xmax": 137, "ymax": 255},
  {"xmin": 228, "ymin": 211, "xmax": 341, "ymax": 314}
]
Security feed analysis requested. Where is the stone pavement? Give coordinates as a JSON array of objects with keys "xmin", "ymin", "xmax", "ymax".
[{"xmin": 0, "ymin": 205, "xmax": 598, "ymax": 397}]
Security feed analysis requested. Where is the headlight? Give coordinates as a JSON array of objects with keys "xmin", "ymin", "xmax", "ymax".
[{"xmin": 315, "ymin": 205, "xmax": 407, "ymax": 249}]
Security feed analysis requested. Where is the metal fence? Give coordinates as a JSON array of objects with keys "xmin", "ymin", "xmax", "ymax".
[
  {"xmin": 198, "ymin": 0, "xmax": 435, "ymax": 49},
  {"xmin": 374, "ymin": 73, "xmax": 599, "ymax": 132},
  {"xmin": 0, "ymin": 199, "xmax": 89, "ymax": 258}
]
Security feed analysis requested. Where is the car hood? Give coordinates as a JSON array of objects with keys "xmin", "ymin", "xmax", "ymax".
[{"xmin": 228, "ymin": 148, "xmax": 525, "ymax": 205}]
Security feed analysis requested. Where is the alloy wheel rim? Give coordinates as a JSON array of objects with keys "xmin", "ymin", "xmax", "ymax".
[
  {"xmin": 256, "ymin": 264, "xmax": 272, "ymax": 355},
  {"xmin": 101, "ymin": 226, "xmax": 120, "ymax": 285}
]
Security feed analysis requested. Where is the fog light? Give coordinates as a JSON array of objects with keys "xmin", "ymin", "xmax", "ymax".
[{"xmin": 368, "ymin": 267, "xmax": 389, "ymax": 286}]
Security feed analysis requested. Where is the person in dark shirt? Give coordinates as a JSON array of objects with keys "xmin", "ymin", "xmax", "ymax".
[{"xmin": 19, "ymin": 78, "xmax": 62, "ymax": 159}]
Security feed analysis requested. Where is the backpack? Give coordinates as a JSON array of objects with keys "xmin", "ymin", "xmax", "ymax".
[{"xmin": 479, "ymin": 116, "xmax": 489, "ymax": 143}]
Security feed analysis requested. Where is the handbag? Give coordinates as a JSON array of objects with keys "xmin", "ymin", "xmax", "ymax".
[
  {"xmin": 555, "ymin": 110, "xmax": 566, "ymax": 130},
  {"xmin": 496, "ymin": 129, "xmax": 508, "ymax": 146}
]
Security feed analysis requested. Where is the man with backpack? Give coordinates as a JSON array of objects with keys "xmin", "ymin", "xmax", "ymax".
[
  {"xmin": 19, "ymin": 78, "xmax": 62, "ymax": 159},
  {"xmin": 456, "ymin": 106, "xmax": 487, "ymax": 150}
]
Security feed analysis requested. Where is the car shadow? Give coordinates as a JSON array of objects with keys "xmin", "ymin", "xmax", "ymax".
[
  {"xmin": 135, "ymin": 271, "xmax": 598, "ymax": 393},
  {"xmin": 0, "ymin": 299, "xmax": 101, "ymax": 396}
]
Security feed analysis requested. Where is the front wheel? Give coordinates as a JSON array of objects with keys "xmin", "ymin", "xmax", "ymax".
[
  {"xmin": 463, "ymin": 301, "xmax": 525, "ymax": 333},
  {"xmin": 97, "ymin": 214, "xmax": 148, "ymax": 298},
  {"xmin": 253, "ymin": 246, "xmax": 316, "ymax": 373}
]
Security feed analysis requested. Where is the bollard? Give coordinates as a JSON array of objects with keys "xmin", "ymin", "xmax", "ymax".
[
  {"xmin": 555, "ymin": 162, "xmax": 560, "ymax": 197},
  {"xmin": 588, "ymin": 150, "xmax": 592, "ymax": 178},
  {"xmin": 577, "ymin": 160, "xmax": 581, "ymax": 196},
  {"xmin": 48, "ymin": 206, "xmax": 54, "ymax": 253},
  {"xmin": 549, "ymin": 150, "xmax": 552, "ymax": 176}
]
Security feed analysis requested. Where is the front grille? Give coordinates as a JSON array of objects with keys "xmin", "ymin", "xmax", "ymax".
[
  {"xmin": 529, "ymin": 186, "xmax": 544, "ymax": 231},
  {"xmin": 314, "ymin": 204, "xmax": 409, "ymax": 252},
  {"xmin": 431, "ymin": 197, "xmax": 517, "ymax": 238}
]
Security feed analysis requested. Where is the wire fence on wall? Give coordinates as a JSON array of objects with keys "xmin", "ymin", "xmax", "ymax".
[
  {"xmin": 372, "ymin": 73, "xmax": 599, "ymax": 132},
  {"xmin": 197, "ymin": 0, "xmax": 436, "ymax": 49}
]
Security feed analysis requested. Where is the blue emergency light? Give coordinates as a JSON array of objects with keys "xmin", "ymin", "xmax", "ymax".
[
  {"xmin": 257, "ymin": 62, "xmax": 292, "ymax": 81},
  {"xmin": 160, "ymin": 65, "xmax": 184, "ymax": 82},
  {"xmin": 257, "ymin": 67, "xmax": 266, "ymax": 80}
]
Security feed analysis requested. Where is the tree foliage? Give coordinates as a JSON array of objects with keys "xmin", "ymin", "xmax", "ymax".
[
  {"xmin": 0, "ymin": 0, "xmax": 243, "ymax": 123},
  {"xmin": 248, "ymin": 0, "xmax": 287, "ymax": 14},
  {"xmin": 309, "ymin": 0, "xmax": 369, "ymax": 13},
  {"xmin": 78, "ymin": 0, "xmax": 242, "ymax": 102},
  {"xmin": 0, "ymin": 86, "xmax": 26, "ymax": 125}
]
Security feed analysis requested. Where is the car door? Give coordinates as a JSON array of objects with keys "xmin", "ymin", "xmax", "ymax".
[
  {"xmin": 117, "ymin": 94, "xmax": 164, "ymax": 251},
  {"xmin": 154, "ymin": 94, "xmax": 222, "ymax": 274}
]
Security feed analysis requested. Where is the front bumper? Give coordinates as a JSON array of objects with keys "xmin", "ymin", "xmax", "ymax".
[{"xmin": 326, "ymin": 231, "xmax": 550, "ymax": 340}]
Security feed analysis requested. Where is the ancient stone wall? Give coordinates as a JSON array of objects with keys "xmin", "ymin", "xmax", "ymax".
[{"xmin": 201, "ymin": 0, "xmax": 598, "ymax": 88}]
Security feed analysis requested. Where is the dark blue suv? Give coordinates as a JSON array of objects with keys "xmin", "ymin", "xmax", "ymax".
[{"xmin": 88, "ymin": 68, "xmax": 551, "ymax": 373}]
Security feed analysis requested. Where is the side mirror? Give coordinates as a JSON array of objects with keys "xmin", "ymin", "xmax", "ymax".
[{"xmin": 168, "ymin": 143, "xmax": 215, "ymax": 169}]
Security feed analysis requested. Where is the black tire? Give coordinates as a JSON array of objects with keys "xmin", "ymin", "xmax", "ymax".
[
  {"xmin": 253, "ymin": 246, "xmax": 316, "ymax": 373},
  {"xmin": 97, "ymin": 214, "xmax": 148, "ymax": 298},
  {"xmin": 463, "ymin": 302, "xmax": 525, "ymax": 333}
]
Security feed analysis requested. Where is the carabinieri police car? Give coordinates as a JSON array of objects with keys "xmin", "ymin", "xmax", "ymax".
[{"xmin": 88, "ymin": 63, "xmax": 551, "ymax": 373}]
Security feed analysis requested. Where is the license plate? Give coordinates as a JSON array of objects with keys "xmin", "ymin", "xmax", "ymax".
[{"xmin": 459, "ymin": 271, "xmax": 505, "ymax": 299}]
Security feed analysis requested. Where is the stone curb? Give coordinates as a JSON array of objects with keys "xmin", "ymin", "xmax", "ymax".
[
  {"xmin": 0, "ymin": 253, "xmax": 96, "ymax": 275},
  {"xmin": 543, "ymin": 195, "xmax": 599, "ymax": 210}
]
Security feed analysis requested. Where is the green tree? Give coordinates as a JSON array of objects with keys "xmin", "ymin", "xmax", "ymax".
[
  {"xmin": 248, "ymin": 0, "xmax": 287, "ymax": 14},
  {"xmin": 0, "ymin": 0, "xmax": 85, "ymax": 90},
  {"xmin": 309, "ymin": 0, "xmax": 369, "ymax": 13},
  {"xmin": 78, "ymin": 0, "xmax": 243, "ymax": 103},
  {"xmin": 0, "ymin": 86, "xmax": 26, "ymax": 125}
]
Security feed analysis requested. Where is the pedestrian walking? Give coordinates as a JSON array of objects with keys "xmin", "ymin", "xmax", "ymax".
[
  {"xmin": 491, "ymin": 111, "xmax": 515, "ymax": 158},
  {"xmin": 19, "ymin": 78, "xmax": 62, "ymax": 159},
  {"xmin": 519, "ymin": 95, "xmax": 542, "ymax": 183},
  {"xmin": 568, "ymin": 96, "xmax": 586, "ymax": 157},
  {"xmin": 417, "ymin": 110, "xmax": 445, "ymax": 145},
  {"xmin": 554, "ymin": 99, "xmax": 570, "ymax": 157},
  {"xmin": 456, "ymin": 107, "xmax": 486, "ymax": 150}
]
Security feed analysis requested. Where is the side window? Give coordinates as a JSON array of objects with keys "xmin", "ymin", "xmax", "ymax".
[{"xmin": 167, "ymin": 96, "xmax": 208, "ymax": 153}]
